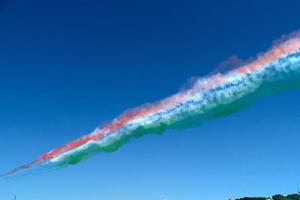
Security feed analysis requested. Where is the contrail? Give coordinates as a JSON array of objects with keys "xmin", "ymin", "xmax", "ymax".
[{"xmin": 2, "ymin": 30, "xmax": 300, "ymax": 179}]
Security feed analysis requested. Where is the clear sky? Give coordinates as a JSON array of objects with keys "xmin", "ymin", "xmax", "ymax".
[{"xmin": 0, "ymin": 0, "xmax": 300, "ymax": 199}]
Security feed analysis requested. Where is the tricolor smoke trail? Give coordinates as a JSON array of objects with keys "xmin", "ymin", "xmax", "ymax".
[{"xmin": 2, "ymin": 31, "xmax": 300, "ymax": 179}]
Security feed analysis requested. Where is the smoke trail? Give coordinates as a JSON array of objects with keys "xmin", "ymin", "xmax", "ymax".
[{"xmin": 1, "ymin": 30, "xmax": 300, "ymax": 179}]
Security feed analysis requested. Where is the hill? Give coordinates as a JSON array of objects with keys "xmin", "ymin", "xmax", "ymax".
[{"xmin": 235, "ymin": 193, "xmax": 300, "ymax": 200}]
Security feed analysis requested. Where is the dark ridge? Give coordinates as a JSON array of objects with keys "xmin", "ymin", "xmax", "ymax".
[{"xmin": 234, "ymin": 193, "xmax": 300, "ymax": 200}]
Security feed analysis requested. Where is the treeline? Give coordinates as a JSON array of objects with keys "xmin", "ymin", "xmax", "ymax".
[{"xmin": 236, "ymin": 193, "xmax": 300, "ymax": 200}]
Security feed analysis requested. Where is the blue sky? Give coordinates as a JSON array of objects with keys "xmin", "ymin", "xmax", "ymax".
[{"xmin": 0, "ymin": 0, "xmax": 300, "ymax": 199}]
